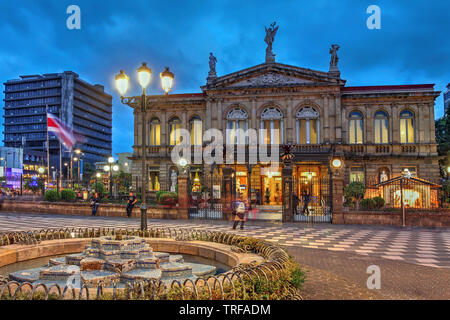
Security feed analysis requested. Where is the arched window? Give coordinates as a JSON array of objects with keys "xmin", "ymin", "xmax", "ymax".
[
  {"xmin": 149, "ymin": 118, "xmax": 160, "ymax": 146},
  {"xmin": 374, "ymin": 111, "xmax": 389, "ymax": 144},
  {"xmin": 296, "ymin": 107, "xmax": 319, "ymax": 144},
  {"xmin": 400, "ymin": 110, "xmax": 415, "ymax": 144},
  {"xmin": 190, "ymin": 116, "xmax": 202, "ymax": 146},
  {"xmin": 349, "ymin": 111, "xmax": 363, "ymax": 144},
  {"xmin": 226, "ymin": 107, "xmax": 248, "ymax": 144},
  {"xmin": 169, "ymin": 117, "xmax": 181, "ymax": 145},
  {"xmin": 260, "ymin": 107, "xmax": 283, "ymax": 145}
]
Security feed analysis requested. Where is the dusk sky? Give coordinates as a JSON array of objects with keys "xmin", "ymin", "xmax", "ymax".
[{"xmin": 1, "ymin": 0, "xmax": 449, "ymax": 154}]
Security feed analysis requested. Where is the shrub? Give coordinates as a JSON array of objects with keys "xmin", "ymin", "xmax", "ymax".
[
  {"xmin": 345, "ymin": 182, "xmax": 366, "ymax": 209},
  {"xmin": 60, "ymin": 189, "xmax": 76, "ymax": 202},
  {"xmin": 372, "ymin": 196, "xmax": 385, "ymax": 209},
  {"xmin": 92, "ymin": 182, "xmax": 106, "ymax": 197},
  {"xmin": 359, "ymin": 198, "xmax": 377, "ymax": 210},
  {"xmin": 44, "ymin": 190, "xmax": 60, "ymax": 202},
  {"xmin": 156, "ymin": 191, "xmax": 177, "ymax": 205}
]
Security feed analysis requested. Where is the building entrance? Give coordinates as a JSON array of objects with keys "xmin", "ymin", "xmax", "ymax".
[{"xmin": 260, "ymin": 168, "xmax": 282, "ymax": 205}]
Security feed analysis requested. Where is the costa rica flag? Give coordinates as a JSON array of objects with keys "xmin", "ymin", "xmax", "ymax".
[{"xmin": 46, "ymin": 113, "xmax": 78, "ymax": 149}]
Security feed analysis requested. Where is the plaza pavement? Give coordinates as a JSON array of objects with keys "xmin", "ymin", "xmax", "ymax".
[
  {"xmin": 0, "ymin": 212, "xmax": 449, "ymax": 299},
  {"xmin": 0, "ymin": 212, "xmax": 449, "ymax": 269}
]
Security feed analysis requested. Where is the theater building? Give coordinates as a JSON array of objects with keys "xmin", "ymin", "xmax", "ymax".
[{"xmin": 129, "ymin": 36, "xmax": 441, "ymax": 218}]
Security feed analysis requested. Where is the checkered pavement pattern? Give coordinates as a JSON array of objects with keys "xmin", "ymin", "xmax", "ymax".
[{"xmin": 0, "ymin": 212, "xmax": 448, "ymax": 269}]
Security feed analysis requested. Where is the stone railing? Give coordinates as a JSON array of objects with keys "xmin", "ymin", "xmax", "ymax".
[{"xmin": 0, "ymin": 200, "xmax": 188, "ymax": 220}]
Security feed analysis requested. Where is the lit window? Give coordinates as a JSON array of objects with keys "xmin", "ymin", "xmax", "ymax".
[
  {"xmin": 350, "ymin": 167, "xmax": 365, "ymax": 182},
  {"xmin": 374, "ymin": 111, "xmax": 389, "ymax": 144},
  {"xmin": 149, "ymin": 118, "xmax": 160, "ymax": 146},
  {"xmin": 400, "ymin": 110, "xmax": 415, "ymax": 144},
  {"xmin": 349, "ymin": 111, "xmax": 363, "ymax": 144},
  {"xmin": 226, "ymin": 107, "xmax": 248, "ymax": 145},
  {"xmin": 169, "ymin": 117, "xmax": 181, "ymax": 146},
  {"xmin": 190, "ymin": 116, "xmax": 202, "ymax": 146},
  {"xmin": 261, "ymin": 107, "xmax": 283, "ymax": 145},
  {"xmin": 296, "ymin": 107, "xmax": 319, "ymax": 144},
  {"xmin": 402, "ymin": 167, "xmax": 417, "ymax": 177}
]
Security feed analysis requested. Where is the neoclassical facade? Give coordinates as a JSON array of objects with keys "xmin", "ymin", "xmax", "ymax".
[{"xmin": 129, "ymin": 59, "xmax": 440, "ymax": 208}]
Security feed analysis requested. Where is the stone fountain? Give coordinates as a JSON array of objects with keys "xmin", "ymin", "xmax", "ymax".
[{"xmin": 9, "ymin": 235, "xmax": 217, "ymax": 287}]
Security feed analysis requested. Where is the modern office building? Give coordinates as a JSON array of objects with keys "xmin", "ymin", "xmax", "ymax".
[
  {"xmin": 444, "ymin": 83, "xmax": 450, "ymax": 113},
  {"xmin": 3, "ymin": 71, "xmax": 113, "ymax": 168}
]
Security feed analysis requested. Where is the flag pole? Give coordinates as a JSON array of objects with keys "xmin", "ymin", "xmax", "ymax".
[{"xmin": 46, "ymin": 105, "xmax": 50, "ymax": 187}]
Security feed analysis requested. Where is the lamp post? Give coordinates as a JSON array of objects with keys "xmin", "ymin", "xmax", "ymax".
[
  {"xmin": 104, "ymin": 156, "xmax": 116, "ymax": 199},
  {"xmin": 115, "ymin": 63, "xmax": 174, "ymax": 231},
  {"xmin": 400, "ymin": 169, "xmax": 412, "ymax": 227},
  {"xmin": 74, "ymin": 149, "xmax": 82, "ymax": 184},
  {"xmin": 95, "ymin": 172, "xmax": 101, "ymax": 193}
]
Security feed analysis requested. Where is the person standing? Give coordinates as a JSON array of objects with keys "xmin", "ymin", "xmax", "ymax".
[
  {"xmin": 90, "ymin": 192, "xmax": 101, "ymax": 216},
  {"xmin": 293, "ymin": 192, "xmax": 299, "ymax": 215},
  {"xmin": 265, "ymin": 188, "xmax": 271, "ymax": 204},
  {"xmin": 301, "ymin": 190, "xmax": 310, "ymax": 216},
  {"xmin": 232, "ymin": 196, "xmax": 247, "ymax": 230},
  {"xmin": 126, "ymin": 192, "xmax": 137, "ymax": 218}
]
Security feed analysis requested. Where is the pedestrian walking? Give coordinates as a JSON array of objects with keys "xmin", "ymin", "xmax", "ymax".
[
  {"xmin": 126, "ymin": 192, "xmax": 137, "ymax": 217},
  {"xmin": 232, "ymin": 196, "xmax": 247, "ymax": 230},
  {"xmin": 90, "ymin": 192, "xmax": 101, "ymax": 216},
  {"xmin": 301, "ymin": 190, "xmax": 310, "ymax": 215}
]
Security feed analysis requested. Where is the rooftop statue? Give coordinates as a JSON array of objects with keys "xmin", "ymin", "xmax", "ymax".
[
  {"xmin": 264, "ymin": 22, "xmax": 278, "ymax": 63},
  {"xmin": 329, "ymin": 44, "xmax": 340, "ymax": 67},
  {"xmin": 209, "ymin": 52, "xmax": 217, "ymax": 74},
  {"xmin": 206, "ymin": 52, "xmax": 217, "ymax": 84}
]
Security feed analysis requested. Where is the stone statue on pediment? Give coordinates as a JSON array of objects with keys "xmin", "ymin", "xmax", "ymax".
[
  {"xmin": 207, "ymin": 52, "xmax": 217, "ymax": 84},
  {"xmin": 264, "ymin": 22, "xmax": 278, "ymax": 63},
  {"xmin": 209, "ymin": 52, "xmax": 217, "ymax": 75},
  {"xmin": 329, "ymin": 44, "xmax": 340, "ymax": 76}
]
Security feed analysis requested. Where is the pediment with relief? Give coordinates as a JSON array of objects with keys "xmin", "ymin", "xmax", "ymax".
[
  {"xmin": 227, "ymin": 72, "xmax": 313, "ymax": 88},
  {"xmin": 202, "ymin": 62, "xmax": 345, "ymax": 91}
]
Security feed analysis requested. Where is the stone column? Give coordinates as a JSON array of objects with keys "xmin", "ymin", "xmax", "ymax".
[
  {"xmin": 335, "ymin": 94, "xmax": 342, "ymax": 143},
  {"xmin": 282, "ymin": 165, "xmax": 293, "ymax": 222},
  {"xmin": 323, "ymin": 95, "xmax": 330, "ymax": 143},
  {"xmin": 429, "ymin": 103, "xmax": 436, "ymax": 143},
  {"xmin": 177, "ymin": 173, "xmax": 189, "ymax": 219},
  {"xmin": 217, "ymin": 99, "xmax": 223, "ymax": 131},
  {"xmin": 330, "ymin": 160, "xmax": 345, "ymax": 224},
  {"xmin": 206, "ymin": 99, "xmax": 212, "ymax": 130},
  {"xmin": 286, "ymin": 98, "xmax": 293, "ymax": 143},
  {"xmin": 251, "ymin": 99, "xmax": 257, "ymax": 130},
  {"xmin": 222, "ymin": 166, "xmax": 234, "ymax": 221}
]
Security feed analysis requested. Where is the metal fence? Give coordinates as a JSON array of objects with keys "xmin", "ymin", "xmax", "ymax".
[
  {"xmin": 293, "ymin": 177, "xmax": 332, "ymax": 223},
  {"xmin": 364, "ymin": 177, "xmax": 443, "ymax": 210}
]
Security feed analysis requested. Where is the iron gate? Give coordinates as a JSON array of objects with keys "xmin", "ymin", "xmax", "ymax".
[
  {"xmin": 293, "ymin": 176, "xmax": 332, "ymax": 223},
  {"xmin": 187, "ymin": 167, "xmax": 224, "ymax": 220}
]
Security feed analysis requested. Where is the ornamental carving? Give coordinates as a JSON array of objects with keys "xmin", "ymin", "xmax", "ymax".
[
  {"xmin": 261, "ymin": 107, "xmax": 283, "ymax": 119},
  {"xmin": 229, "ymin": 72, "xmax": 311, "ymax": 87},
  {"xmin": 296, "ymin": 107, "xmax": 319, "ymax": 119},
  {"xmin": 227, "ymin": 107, "xmax": 248, "ymax": 120}
]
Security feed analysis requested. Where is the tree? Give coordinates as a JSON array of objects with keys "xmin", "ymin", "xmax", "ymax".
[
  {"xmin": 436, "ymin": 109, "xmax": 450, "ymax": 178},
  {"xmin": 82, "ymin": 162, "xmax": 95, "ymax": 184},
  {"xmin": 116, "ymin": 171, "xmax": 132, "ymax": 193},
  {"xmin": 345, "ymin": 181, "xmax": 366, "ymax": 210}
]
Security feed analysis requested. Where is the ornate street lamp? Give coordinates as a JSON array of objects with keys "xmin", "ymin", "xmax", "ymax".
[
  {"xmin": 160, "ymin": 67, "xmax": 174, "ymax": 94},
  {"xmin": 115, "ymin": 63, "xmax": 174, "ymax": 231}
]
